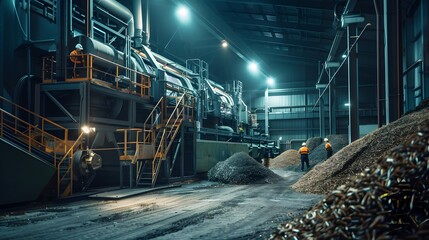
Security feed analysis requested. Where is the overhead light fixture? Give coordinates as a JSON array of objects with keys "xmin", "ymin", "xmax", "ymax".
[
  {"xmin": 316, "ymin": 83, "xmax": 327, "ymax": 89},
  {"xmin": 342, "ymin": 54, "xmax": 347, "ymax": 58},
  {"xmin": 344, "ymin": 103, "xmax": 350, "ymax": 107},
  {"xmin": 248, "ymin": 61, "xmax": 259, "ymax": 74},
  {"xmin": 325, "ymin": 61, "xmax": 340, "ymax": 69},
  {"xmin": 176, "ymin": 5, "xmax": 190, "ymax": 24},
  {"xmin": 221, "ymin": 40, "xmax": 228, "ymax": 48},
  {"xmin": 266, "ymin": 77, "xmax": 274, "ymax": 86},
  {"xmin": 341, "ymin": 14, "xmax": 365, "ymax": 28}
]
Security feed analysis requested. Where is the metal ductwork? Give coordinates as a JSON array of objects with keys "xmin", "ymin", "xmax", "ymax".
[
  {"xmin": 132, "ymin": 0, "xmax": 143, "ymax": 48},
  {"xmin": 94, "ymin": 0, "xmax": 135, "ymax": 37},
  {"xmin": 74, "ymin": 36, "xmax": 125, "ymax": 66},
  {"xmin": 144, "ymin": 0, "xmax": 150, "ymax": 46}
]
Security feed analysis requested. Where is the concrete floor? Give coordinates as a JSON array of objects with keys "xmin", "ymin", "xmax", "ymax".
[{"xmin": 0, "ymin": 170, "xmax": 322, "ymax": 240}]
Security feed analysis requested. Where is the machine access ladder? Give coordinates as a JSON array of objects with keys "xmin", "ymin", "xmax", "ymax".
[{"xmin": 117, "ymin": 90, "xmax": 194, "ymax": 187}]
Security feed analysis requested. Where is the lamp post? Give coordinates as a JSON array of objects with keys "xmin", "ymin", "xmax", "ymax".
[{"xmin": 265, "ymin": 77, "xmax": 274, "ymax": 138}]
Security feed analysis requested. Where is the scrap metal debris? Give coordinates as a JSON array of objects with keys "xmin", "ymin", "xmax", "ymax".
[
  {"xmin": 207, "ymin": 152, "xmax": 283, "ymax": 184},
  {"xmin": 293, "ymin": 107, "xmax": 429, "ymax": 195},
  {"xmin": 270, "ymin": 125, "xmax": 429, "ymax": 239}
]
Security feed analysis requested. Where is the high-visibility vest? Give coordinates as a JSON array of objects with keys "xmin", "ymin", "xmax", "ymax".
[
  {"xmin": 299, "ymin": 146, "xmax": 309, "ymax": 155},
  {"xmin": 325, "ymin": 143, "xmax": 332, "ymax": 151},
  {"xmin": 70, "ymin": 50, "xmax": 83, "ymax": 65}
]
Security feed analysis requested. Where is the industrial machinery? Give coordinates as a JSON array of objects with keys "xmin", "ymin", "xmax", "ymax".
[{"xmin": 0, "ymin": 0, "xmax": 276, "ymax": 204}]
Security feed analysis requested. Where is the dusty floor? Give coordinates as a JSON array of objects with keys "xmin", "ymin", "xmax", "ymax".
[{"xmin": 0, "ymin": 170, "xmax": 321, "ymax": 240}]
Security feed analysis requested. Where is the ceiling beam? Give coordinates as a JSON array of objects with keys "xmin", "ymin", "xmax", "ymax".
[
  {"xmin": 184, "ymin": 0, "xmax": 272, "ymax": 76},
  {"xmin": 223, "ymin": 15, "xmax": 334, "ymax": 35},
  {"xmin": 256, "ymin": 48, "xmax": 326, "ymax": 62},
  {"xmin": 206, "ymin": 0, "xmax": 335, "ymax": 11},
  {"xmin": 242, "ymin": 34, "xmax": 331, "ymax": 52}
]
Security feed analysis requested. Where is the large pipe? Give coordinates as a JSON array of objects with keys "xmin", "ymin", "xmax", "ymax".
[
  {"xmin": 144, "ymin": 0, "xmax": 150, "ymax": 46},
  {"xmin": 94, "ymin": 0, "xmax": 134, "ymax": 37},
  {"xmin": 72, "ymin": 36, "xmax": 146, "ymax": 84},
  {"xmin": 132, "ymin": 0, "xmax": 143, "ymax": 48}
]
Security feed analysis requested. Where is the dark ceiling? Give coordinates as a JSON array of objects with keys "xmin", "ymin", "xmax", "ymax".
[{"xmin": 148, "ymin": 0, "xmax": 376, "ymax": 91}]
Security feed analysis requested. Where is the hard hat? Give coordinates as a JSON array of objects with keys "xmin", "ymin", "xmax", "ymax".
[
  {"xmin": 324, "ymin": 138, "xmax": 329, "ymax": 142},
  {"xmin": 75, "ymin": 43, "xmax": 83, "ymax": 50},
  {"xmin": 302, "ymin": 142, "xmax": 306, "ymax": 146}
]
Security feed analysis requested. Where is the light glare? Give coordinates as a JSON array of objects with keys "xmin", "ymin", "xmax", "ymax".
[
  {"xmin": 248, "ymin": 61, "xmax": 259, "ymax": 74},
  {"xmin": 81, "ymin": 126, "xmax": 96, "ymax": 134},
  {"xmin": 176, "ymin": 6, "xmax": 190, "ymax": 23},
  {"xmin": 267, "ymin": 77, "xmax": 274, "ymax": 86}
]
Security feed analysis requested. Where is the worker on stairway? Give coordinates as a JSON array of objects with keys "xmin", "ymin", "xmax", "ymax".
[
  {"xmin": 324, "ymin": 137, "xmax": 333, "ymax": 160},
  {"xmin": 70, "ymin": 43, "xmax": 85, "ymax": 78},
  {"xmin": 298, "ymin": 142, "xmax": 310, "ymax": 172}
]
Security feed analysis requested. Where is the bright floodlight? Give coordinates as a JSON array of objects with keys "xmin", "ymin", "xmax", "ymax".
[
  {"xmin": 176, "ymin": 5, "xmax": 190, "ymax": 24},
  {"xmin": 248, "ymin": 61, "xmax": 259, "ymax": 74},
  {"xmin": 267, "ymin": 77, "xmax": 274, "ymax": 86},
  {"xmin": 342, "ymin": 54, "xmax": 347, "ymax": 58},
  {"xmin": 81, "ymin": 126, "xmax": 96, "ymax": 134},
  {"xmin": 221, "ymin": 40, "xmax": 228, "ymax": 48}
]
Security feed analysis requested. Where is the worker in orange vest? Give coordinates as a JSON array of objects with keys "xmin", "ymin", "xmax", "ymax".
[
  {"xmin": 70, "ymin": 43, "xmax": 85, "ymax": 78},
  {"xmin": 324, "ymin": 138, "xmax": 333, "ymax": 159},
  {"xmin": 298, "ymin": 142, "xmax": 310, "ymax": 171}
]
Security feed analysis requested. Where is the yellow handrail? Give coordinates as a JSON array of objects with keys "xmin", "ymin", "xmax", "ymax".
[
  {"xmin": 0, "ymin": 98, "xmax": 85, "ymax": 198},
  {"xmin": 62, "ymin": 54, "xmax": 151, "ymax": 98},
  {"xmin": 56, "ymin": 131, "xmax": 85, "ymax": 197},
  {"xmin": 0, "ymin": 96, "xmax": 69, "ymax": 153}
]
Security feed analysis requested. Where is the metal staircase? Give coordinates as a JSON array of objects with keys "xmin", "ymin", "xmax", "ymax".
[
  {"xmin": 117, "ymin": 89, "xmax": 194, "ymax": 187},
  {"xmin": 0, "ymin": 96, "xmax": 82, "ymax": 198}
]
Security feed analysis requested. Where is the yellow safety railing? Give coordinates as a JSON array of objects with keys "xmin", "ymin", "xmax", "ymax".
[
  {"xmin": 0, "ymin": 96, "xmax": 84, "ymax": 198},
  {"xmin": 116, "ymin": 128, "xmax": 143, "ymax": 163},
  {"xmin": 151, "ymin": 95, "xmax": 185, "ymax": 186},
  {"xmin": 0, "ymin": 96, "xmax": 70, "ymax": 163},
  {"xmin": 42, "ymin": 54, "xmax": 151, "ymax": 98},
  {"xmin": 56, "ymin": 131, "xmax": 84, "ymax": 198}
]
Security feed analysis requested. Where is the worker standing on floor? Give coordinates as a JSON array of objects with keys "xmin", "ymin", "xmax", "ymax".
[
  {"xmin": 298, "ymin": 142, "xmax": 310, "ymax": 171},
  {"xmin": 324, "ymin": 137, "xmax": 333, "ymax": 160}
]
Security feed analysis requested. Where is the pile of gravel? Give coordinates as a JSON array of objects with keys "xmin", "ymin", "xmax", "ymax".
[
  {"xmin": 306, "ymin": 137, "xmax": 322, "ymax": 151},
  {"xmin": 270, "ymin": 125, "xmax": 429, "ymax": 239},
  {"xmin": 269, "ymin": 149, "xmax": 300, "ymax": 169},
  {"xmin": 207, "ymin": 152, "xmax": 283, "ymax": 184},
  {"xmin": 292, "ymin": 102, "xmax": 429, "ymax": 195},
  {"xmin": 286, "ymin": 134, "xmax": 348, "ymax": 172}
]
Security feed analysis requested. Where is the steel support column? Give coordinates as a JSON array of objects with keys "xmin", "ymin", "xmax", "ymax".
[
  {"xmin": 328, "ymin": 68, "xmax": 337, "ymax": 134},
  {"xmin": 80, "ymin": 82, "xmax": 90, "ymax": 127},
  {"xmin": 319, "ymin": 89, "xmax": 325, "ymax": 137},
  {"xmin": 264, "ymin": 87, "xmax": 269, "ymax": 138},
  {"xmin": 422, "ymin": 0, "xmax": 429, "ymax": 100},
  {"xmin": 86, "ymin": 0, "xmax": 94, "ymax": 38},
  {"xmin": 383, "ymin": 0, "xmax": 403, "ymax": 123},
  {"xmin": 347, "ymin": 26, "xmax": 359, "ymax": 143}
]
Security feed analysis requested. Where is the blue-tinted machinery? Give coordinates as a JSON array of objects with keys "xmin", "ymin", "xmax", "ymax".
[{"xmin": 0, "ymin": 0, "xmax": 277, "ymax": 198}]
